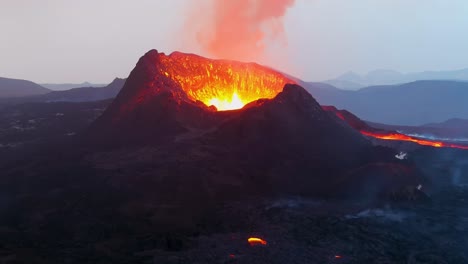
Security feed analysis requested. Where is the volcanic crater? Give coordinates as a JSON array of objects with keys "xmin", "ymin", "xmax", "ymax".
[
  {"xmin": 84, "ymin": 49, "xmax": 421, "ymax": 202},
  {"xmin": 158, "ymin": 52, "xmax": 293, "ymax": 111}
]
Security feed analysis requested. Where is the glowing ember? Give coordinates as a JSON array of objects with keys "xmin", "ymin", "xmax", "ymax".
[
  {"xmin": 360, "ymin": 130, "xmax": 468, "ymax": 150},
  {"xmin": 158, "ymin": 52, "xmax": 294, "ymax": 111},
  {"xmin": 248, "ymin": 237, "xmax": 267, "ymax": 246}
]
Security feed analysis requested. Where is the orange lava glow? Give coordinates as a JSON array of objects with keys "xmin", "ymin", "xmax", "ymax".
[
  {"xmin": 360, "ymin": 130, "xmax": 468, "ymax": 150},
  {"xmin": 248, "ymin": 237, "xmax": 267, "ymax": 246},
  {"xmin": 158, "ymin": 52, "xmax": 294, "ymax": 111}
]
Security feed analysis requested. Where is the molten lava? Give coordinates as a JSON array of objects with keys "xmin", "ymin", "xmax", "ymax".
[
  {"xmin": 323, "ymin": 106, "xmax": 468, "ymax": 150},
  {"xmin": 360, "ymin": 131, "xmax": 468, "ymax": 150},
  {"xmin": 248, "ymin": 237, "xmax": 267, "ymax": 246},
  {"xmin": 158, "ymin": 52, "xmax": 294, "ymax": 111},
  {"xmin": 208, "ymin": 91, "xmax": 244, "ymax": 111}
]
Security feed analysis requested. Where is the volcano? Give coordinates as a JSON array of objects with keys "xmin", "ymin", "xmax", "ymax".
[{"xmin": 85, "ymin": 50, "xmax": 421, "ymax": 201}]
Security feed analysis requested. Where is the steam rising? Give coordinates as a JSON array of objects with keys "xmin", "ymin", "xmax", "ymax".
[{"xmin": 184, "ymin": 0, "xmax": 295, "ymax": 62}]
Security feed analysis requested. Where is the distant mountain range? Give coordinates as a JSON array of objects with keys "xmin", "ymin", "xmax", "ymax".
[
  {"xmin": 0, "ymin": 77, "xmax": 111, "ymax": 98},
  {"xmin": 36, "ymin": 78, "xmax": 125, "ymax": 102},
  {"xmin": 0, "ymin": 78, "xmax": 126, "ymax": 108},
  {"xmin": 303, "ymin": 80, "xmax": 468, "ymax": 126},
  {"xmin": 0, "ymin": 77, "xmax": 51, "ymax": 97},
  {"xmin": 2, "ymin": 73, "xmax": 468, "ymax": 126},
  {"xmin": 369, "ymin": 118, "xmax": 468, "ymax": 139},
  {"xmin": 326, "ymin": 68, "xmax": 468, "ymax": 90},
  {"xmin": 40, "ymin": 82, "xmax": 107, "ymax": 91}
]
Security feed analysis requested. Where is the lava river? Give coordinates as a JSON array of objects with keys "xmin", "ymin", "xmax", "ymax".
[{"xmin": 360, "ymin": 130, "xmax": 468, "ymax": 150}]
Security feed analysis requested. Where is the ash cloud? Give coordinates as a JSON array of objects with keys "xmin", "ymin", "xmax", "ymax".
[{"xmin": 182, "ymin": 0, "xmax": 295, "ymax": 62}]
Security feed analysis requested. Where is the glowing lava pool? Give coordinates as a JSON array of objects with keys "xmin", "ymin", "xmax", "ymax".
[{"xmin": 157, "ymin": 52, "xmax": 294, "ymax": 111}]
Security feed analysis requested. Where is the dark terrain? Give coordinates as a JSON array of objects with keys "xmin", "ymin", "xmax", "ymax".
[
  {"xmin": 0, "ymin": 100, "xmax": 110, "ymax": 162},
  {"xmin": 1, "ymin": 119, "xmax": 467, "ymax": 264},
  {"xmin": 0, "ymin": 103, "xmax": 467, "ymax": 263},
  {"xmin": 0, "ymin": 93, "xmax": 467, "ymax": 264},
  {"xmin": 0, "ymin": 51, "xmax": 467, "ymax": 263}
]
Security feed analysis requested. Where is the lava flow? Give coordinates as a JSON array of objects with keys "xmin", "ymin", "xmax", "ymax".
[
  {"xmin": 360, "ymin": 130, "xmax": 468, "ymax": 150},
  {"xmin": 323, "ymin": 106, "xmax": 468, "ymax": 150},
  {"xmin": 157, "ymin": 52, "xmax": 294, "ymax": 111},
  {"xmin": 248, "ymin": 237, "xmax": 267, "ymax": 246}
]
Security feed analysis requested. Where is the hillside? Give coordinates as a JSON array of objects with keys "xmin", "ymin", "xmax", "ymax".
[
  {"xmin": 0, "ymin": 78, "xmax": 125, "ymax": 108},
  {"xmin": 40, "ymin": 82, "xmax": 106, "ymax": 91},
  {"xmin": 0, "ymin": 77, "xmax": 51, "ymax": 97},
  {"xmin": 37, "ymin": 78, "xmax": 125, "ymax": 102}
]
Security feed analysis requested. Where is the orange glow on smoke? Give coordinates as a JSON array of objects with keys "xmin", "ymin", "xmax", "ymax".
[
  {"xmin": 248, "ymin": 237, "xmax": 267, "ymax": 246},
  {"xmin": 159, "ymin": 52, "xmax": 293, "ymax": 111},
  {"xmin": 360, "ymin": 130, "xmax": 468, "ymax": 150}
]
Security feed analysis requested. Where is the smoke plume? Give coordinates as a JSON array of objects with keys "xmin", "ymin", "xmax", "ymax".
[{"xmin": 183, "ymin": 0, "xmax": 295, "ymax": 62}]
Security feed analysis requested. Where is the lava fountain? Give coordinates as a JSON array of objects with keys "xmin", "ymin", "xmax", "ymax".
[{"xmin": 157, "ymin": 52, "xmax": 294, "ymax": 111}]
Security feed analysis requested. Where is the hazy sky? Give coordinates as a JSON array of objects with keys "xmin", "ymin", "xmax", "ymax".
[{"xmin": 1, "ymin": 0, "xmax": 468, "ymax": 83}]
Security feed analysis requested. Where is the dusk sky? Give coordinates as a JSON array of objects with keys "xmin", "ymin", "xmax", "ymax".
[{"xmin": 1, "ymin": 0, "xmax": 468, "ymax": 83}]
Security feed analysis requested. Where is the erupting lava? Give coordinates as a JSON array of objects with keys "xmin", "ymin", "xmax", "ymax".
[
  {"xmin": 208, "ymin": 91, "xmax": 244, "ymax": 111},
  {"xmin": 157, "ymin": 52, "xmax": 294, "ymax": 111}
]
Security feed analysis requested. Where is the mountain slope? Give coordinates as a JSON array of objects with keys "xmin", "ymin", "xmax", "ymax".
[
  {"xmin": 84, "ymin": 50, "xmax": 419, "ymax": 202},
  {"xmin": 0, "ymin": 78, "xmax": 125, "ymax": 108},
  {"xmin": 0, "ymin": 77, "xmax": 51, "ymax": 97},
  {"xmin": 38, "ymin": 78, "xmax": 125, "ymax": 102}
]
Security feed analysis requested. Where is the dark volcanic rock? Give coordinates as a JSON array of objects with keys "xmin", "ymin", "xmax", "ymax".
[
  {"xmin": 209, "ymin": 84, "xmax": 374, "ymax": 196},
  {"xmin": 86, "ymin": 50, "xmax": 220, "ymax": 146},
  {"xmin": 0, "ymin": 50, "xmax": 435, "ymax": 263},
  {"xmin": 83, "ymin": 50, "xmax": 421, "ymax": 202},
  {"xmin": 323, "ymin": 105, "xmax": 427, "ymax": 151},
  {"xmin": 322, "ymin": 105, "xmax": 376, "ymax": 132}
]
